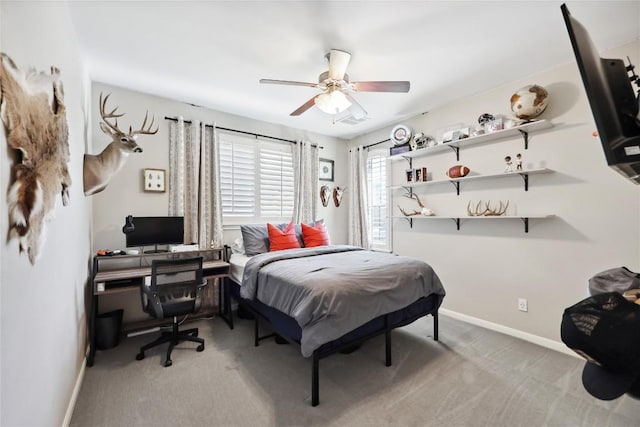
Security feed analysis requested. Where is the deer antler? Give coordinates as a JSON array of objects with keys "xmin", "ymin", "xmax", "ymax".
[
  {"xmin": 130, "ymin": 110, "xmax": 158, "ymax": 135},
  {"xmin": 99, "ymin": 92, "xmax": 126, "ymax": 135},
  {"xmin": 99, "ymin": 92, "xmax": 158, "ymax": 136},
  {"xmin": 467, "ymin": 200, "xmax": 509, "ymax": 216},
  {"xmin": 403, "ymin": 192, "xmax": 424, "ymax": 208},
  {"xmin": 398, "ymin": 205, "xmax": 423, "ymax": 216},
  {"xmin": 484, "ymin": 200, "xmax": 509, "ymax": 216}
]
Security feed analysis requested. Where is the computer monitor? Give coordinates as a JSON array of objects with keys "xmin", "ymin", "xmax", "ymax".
[
  {"xmin": 124, "ymin": 216, "xmax": 184, "ymax": 253},
  {"xmin": 561, "ymin": 4, "xmax": 640, "ymax": 184}
]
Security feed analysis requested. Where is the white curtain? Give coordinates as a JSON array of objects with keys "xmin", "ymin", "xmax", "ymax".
[
  {"xmin": 292, "ymin": 140, "xmax": 319, "ymax": 224},
  {"xmin": 168, "ymin": 118, "xmax": 223, "ymax": 248},
  {"xmin": 348, "ymin": 146, "xmax": 370, "ymax": 248}
]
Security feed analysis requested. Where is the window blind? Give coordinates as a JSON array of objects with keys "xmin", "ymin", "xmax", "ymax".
[{"xmin": 219, "ymin": 133, "xmax": 294, "ymax": 221}]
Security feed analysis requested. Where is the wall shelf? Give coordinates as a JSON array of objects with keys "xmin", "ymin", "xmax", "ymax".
[
  {"xmin": 389, "ymin": 119, "xmax": 552, "ymax": 163},
  {"xmin": 391, "ymin": 215, "xmax": 555, "ymax": 233},
  {"xmin": 390, "ymin": 168, "xmax": 553, "ymax": 195}
]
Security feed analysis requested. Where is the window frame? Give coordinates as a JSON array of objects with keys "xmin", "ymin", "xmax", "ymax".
[{"xmin": 366, "ymin": 148, "xmax": 391, "ymax": 252}]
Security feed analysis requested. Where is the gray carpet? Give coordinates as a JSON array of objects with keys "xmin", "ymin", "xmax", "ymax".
[{"xmin": 71, "ymin": 313, "xmax": 638, "ymax": 426}]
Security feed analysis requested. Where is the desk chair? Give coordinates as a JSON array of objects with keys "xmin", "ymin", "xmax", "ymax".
[{"xmin": 136, "ymin": 257, "xmax": 207, "ymax": 367}]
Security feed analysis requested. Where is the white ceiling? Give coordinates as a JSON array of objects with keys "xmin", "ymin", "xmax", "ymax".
[{"xmin": 68, "ymin": 1, "xmax": 640, "ymax": 140}]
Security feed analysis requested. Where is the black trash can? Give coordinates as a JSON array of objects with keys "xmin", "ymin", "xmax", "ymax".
[{"xmin": 95, "ymin": 309, "xmax": 124, "ymax": 350}]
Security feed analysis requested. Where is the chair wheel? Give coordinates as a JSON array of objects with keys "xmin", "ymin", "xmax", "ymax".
[
  {"xmin": 136, "ymin": 352, "xmax": 145, "ymax": 360},
  {"xmin": 164, "ymin": 359, "xmax": 172, "ymax": 367},
  {"xmin": 197, "ymin": 344, "xmax": 204, "ymax": 352}
]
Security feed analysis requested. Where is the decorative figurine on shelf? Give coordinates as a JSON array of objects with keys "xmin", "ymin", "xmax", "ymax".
[
  {"xmin": 516, "ymin": 153, "xmax": 523, "ymax": 171},
  {"xmin": 504, "ymin": 155, "xmax": 513, "ymax": 173}
]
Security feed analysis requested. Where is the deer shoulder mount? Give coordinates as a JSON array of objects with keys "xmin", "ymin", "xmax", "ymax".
[
  {"xmin": 83, "ymin": 92, "xmax": 158, "ymax": 196},
  {"xmin": 0, "ymin": 53, "xmax": 71, "ymax": 264}
]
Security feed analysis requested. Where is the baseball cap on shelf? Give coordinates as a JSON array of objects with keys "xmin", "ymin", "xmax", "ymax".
[
  {"xmin": 561, "ymin": 292, "xmax": 640, "ymax": 400},
  {"xmin": 588, "ymin": 267, "xmax": 640, "ymax": 296}
]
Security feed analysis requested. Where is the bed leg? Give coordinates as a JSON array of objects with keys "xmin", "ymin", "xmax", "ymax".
[
  {"xmin": 384, "ymin": 315, "xmax": 392, "ymax": 367},
  {"xmin": 433, "ymin": 311, "xmax": 439, "ymax": 341},
  {"xmin": 312, "ymin": 353, "xmax": 319, "ymax": 407}
]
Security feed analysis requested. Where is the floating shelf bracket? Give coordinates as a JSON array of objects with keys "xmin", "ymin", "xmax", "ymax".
[
  {"xmin": 447, "ymin": 145, "xmax": 460, "ymax": 161},
  {"xmin": 401, "ymin": 217, "xmax": 413, "ymax": 228},
  {"xmin": 518, "ymin": 129, "xmax": 529, "ymax": 150},
  {"xmin": 452, "ymin": 218, "xmax": 460, "ymax": 230},
  {"xmin": 401, "ymin": 156, "xmax": 413, "ymax": 168},
  {"xmin": 520, "ymin": 173, "xmax": 529, "ymax": 191},
  {"xmin": 520, "ymin": 217, "xmax": 529, "ymax": 233},
  {"xmin": 449, "ymin": 181, "xmax": 460, "ymax": 195}
]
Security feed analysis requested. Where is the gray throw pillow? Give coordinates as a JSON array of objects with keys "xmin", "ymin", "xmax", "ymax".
[{"xmin": 240, "ymin": 224, "xmax": 270, "ymax": 256}]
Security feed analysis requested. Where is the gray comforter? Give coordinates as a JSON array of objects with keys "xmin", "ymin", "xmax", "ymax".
[{"xmin": 240, "ymin": 245, "xmax": 445, "ymax": 357}]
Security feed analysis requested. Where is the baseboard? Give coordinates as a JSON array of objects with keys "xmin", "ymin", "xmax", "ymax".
[
  {"xmin": 439, "ymin": 308, "xmax": 580, "ymax": 359},
  {"xmin": 62, "ymin": 358, "xmax": 86, "ymax": 427}
]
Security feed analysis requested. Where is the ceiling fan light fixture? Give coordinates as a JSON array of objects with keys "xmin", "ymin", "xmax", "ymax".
[{"xmin": 314, "ymin": 89, "xmax": 351, "ymax": 114}]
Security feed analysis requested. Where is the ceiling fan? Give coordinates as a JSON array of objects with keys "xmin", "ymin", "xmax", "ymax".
[{"xmin": 259, "ymin": 49, "xmax": 410, "ymax": 119}]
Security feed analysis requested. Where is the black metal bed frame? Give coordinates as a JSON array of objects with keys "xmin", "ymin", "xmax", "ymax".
[{"xmin": 238, "ymin": 296, "xmax": 439, "ymax": 406}]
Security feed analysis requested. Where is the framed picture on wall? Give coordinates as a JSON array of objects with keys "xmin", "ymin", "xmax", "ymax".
[
  {"xmin": 319, "ymin": 158, "xmax": 334, "ymax": 182},
  {"xmin": 144, "ymin": 168, "xmax": 166, "ymax": 192}
]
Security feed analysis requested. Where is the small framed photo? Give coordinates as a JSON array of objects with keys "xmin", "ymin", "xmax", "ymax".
[
  {"xmin": 319, "ymin": 158, "xmax": 334, "ymax": 182},
  {"xmin": 144, "ymin": 168, "xmax": 166, "ymax": 192}
]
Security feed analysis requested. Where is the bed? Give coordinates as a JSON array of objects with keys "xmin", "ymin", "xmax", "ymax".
[{"xmin": 226, "ymin": 243, "xmax": 445, "ymax": 406}]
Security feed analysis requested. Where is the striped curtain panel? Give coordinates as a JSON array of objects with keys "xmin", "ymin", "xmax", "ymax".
[
  {"xmin": 348, "ymin": 146, "xmax": 370, "ymax": 248},
  {"xmin": 292, "ymin": 140, "xmax": 319, "ymax": 224},
  {"xmin": 168, "ymin": 118, "xmax": 223, "ymax": 249}
]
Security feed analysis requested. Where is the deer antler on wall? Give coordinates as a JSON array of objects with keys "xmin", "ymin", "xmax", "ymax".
[
  {"xmin": 1, "ymin": 53, "xmax": 71, "ymax": 264},
  {"xmin": 83, "ymin": 92, "xmax": 158, "ymax": 196}
]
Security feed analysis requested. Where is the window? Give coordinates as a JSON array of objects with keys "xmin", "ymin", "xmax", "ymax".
[
  {"xmin": 367, "ymin": 150, "xmax": 390, "ymax": 250},
  {"xmin": 219, "ymin": 132, "xmax": 294, "ymax": 223}
]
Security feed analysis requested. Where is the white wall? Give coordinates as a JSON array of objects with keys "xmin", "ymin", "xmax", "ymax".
[
  {"xmin": 0, "ymin": 2, "xmax": 92, "ymax": 425},
  {"xmin": 349, "ymin": 40, "xmax": 640, "ymax": 345},
  {"xmin": 89, "ymin": 82, "xmax": 349, "ymax": 321}
]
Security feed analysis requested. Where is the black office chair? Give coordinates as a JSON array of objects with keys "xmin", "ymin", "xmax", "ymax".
[{"xmin": 136, "ymin": 257, "xmax": 207, "ymax": 367}]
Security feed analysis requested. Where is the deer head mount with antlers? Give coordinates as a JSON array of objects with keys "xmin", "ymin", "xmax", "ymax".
[{"xmin": 83, "ymin": 92, "xmax": 158, "ymax": 196}]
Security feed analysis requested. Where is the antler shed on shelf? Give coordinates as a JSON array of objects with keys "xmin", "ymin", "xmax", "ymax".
[
  {"xmin": 399, "ymin": 192, "xmax": 434, "ymax": 216},
  {"xmin": 466, "ymin": 200, "xmax": 509, "ymax": 216},
  {"xmin": 403, "ymin": 192, "xmax": 424, "ymax": 207}
]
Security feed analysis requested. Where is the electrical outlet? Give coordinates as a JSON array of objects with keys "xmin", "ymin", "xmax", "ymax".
[{"xmin": 518, "ymin": 298, "xmax": 528, "ymax": 312}]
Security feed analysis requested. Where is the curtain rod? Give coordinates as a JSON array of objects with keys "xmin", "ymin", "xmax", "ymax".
[
  {"xmin": 349, "ymin": 138, "xmax": 391, "ymax": 152},
  {"xmin": 164, "ymin": 116, "xmax": 323, "ymax": 149}
]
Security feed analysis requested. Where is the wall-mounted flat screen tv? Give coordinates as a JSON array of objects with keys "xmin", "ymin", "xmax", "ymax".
[
  {"xmin": 561, "ymin": 4, "xmax": 640, "ymax": 184},
  {"xmin": 124, "ymin": 216, "xmax": 184, "ymax": 253}
]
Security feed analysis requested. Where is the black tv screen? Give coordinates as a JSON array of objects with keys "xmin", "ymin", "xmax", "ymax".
[
  {"xmin": 125, "ymin": 216, "xmax": 184, "ymax": 251},
  {"xmin": 561, "ymin": 4, "xmax": 640, "ymax": 183}
]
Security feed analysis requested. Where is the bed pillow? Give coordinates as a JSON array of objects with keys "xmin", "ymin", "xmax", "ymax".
[
  {"xmin": 268, "ymin": 222, "xmax": 301, "ymax": 251},
  {"xmin": 230, "ymin": 237, "xmax": 245, "ymax": 255},
  {"xmin": 301, "ymin": 222, "xmax": 331, "ymax": 247},
  {"xmin": 240, "ymin": 224, "xmax": 270, "ymax": 256}
]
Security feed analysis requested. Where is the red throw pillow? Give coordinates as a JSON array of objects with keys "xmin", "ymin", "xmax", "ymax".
[
  {"xmin": 267, "ymin": 222, "xmax": 301, "ymax": 251},
  {"xmin": 301, "ymin": 222, "xmax": 330, "ymax": 248}
]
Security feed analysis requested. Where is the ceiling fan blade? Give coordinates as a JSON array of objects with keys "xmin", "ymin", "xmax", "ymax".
[
  {"xmin": 328, "ymin": 49, "xmax": 351, "ymax": 81},
  {"xmin": 290, "ymin": 95, "xmax": 319, "ymax": 116},
  {"xmin": 260, "ymin": 79, "xmax": 318, "ymax": 88},
  {"xmin": 343, "ymin": 93, "xmax": 368, "ymax": 119},
  {"xmin": 352, "ymin": 81, "xmax": 410, "ymax": 93}
]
